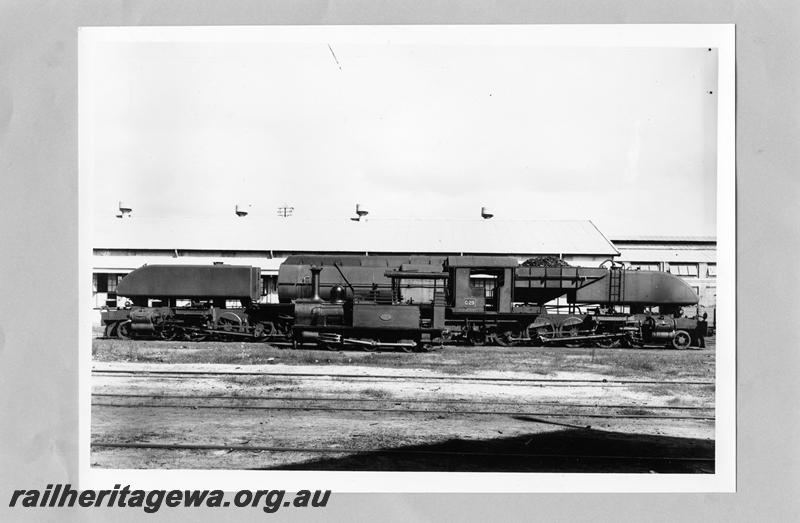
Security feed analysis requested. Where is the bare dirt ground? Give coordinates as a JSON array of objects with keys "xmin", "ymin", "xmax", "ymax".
[{"xmin": 90, "ymin": 336, "xmax": 715, "ymax": 472}]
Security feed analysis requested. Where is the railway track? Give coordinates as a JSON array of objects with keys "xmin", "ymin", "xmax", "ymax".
[
  {"xmin": 91, "ymin": 393, "xmax": 714, "ymax": 421},
  {"xmin": 91, "ymin": 368, "xmax": 714, "ymax": 386},
  {"xmin": 92, "ymin": 392, "xmax": 714, "ymax": 410}
]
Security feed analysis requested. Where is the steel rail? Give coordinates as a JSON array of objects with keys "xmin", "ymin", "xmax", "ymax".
[
  {"xmin": 91, "ymin": 392, "xmax": 714, "ymax": 411},
  {"xmin": 91, "ymin": 401, "xmax": 715, "ymax": 421},
  {"xmin": 91, "ymin": 369, "xmax": 714, "ymax": 386}
]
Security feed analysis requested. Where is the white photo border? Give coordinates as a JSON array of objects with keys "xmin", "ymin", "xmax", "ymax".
[{"xmin": 78, "ymin": 23, "xmax": 735, "ymax": 493}]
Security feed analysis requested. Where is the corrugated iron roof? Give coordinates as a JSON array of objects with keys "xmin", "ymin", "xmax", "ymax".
[{"xmin": 93, "ymin": 218, "xmax": 619, "ymax": 256}]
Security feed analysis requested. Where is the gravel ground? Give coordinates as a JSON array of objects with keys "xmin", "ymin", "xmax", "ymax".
[{"xmin": 90, "ymin": 337, "xmax": 716, "ymax": 472}]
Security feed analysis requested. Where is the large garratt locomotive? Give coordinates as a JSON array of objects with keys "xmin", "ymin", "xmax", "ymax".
[{"xmin": 100, "ymin": 255, "xmax": 702, "ymax": 350}]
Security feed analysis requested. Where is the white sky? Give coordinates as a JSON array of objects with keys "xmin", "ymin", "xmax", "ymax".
[{"xmin": 88, "ymin": 30, "xmax": 718, "ymax": 237}]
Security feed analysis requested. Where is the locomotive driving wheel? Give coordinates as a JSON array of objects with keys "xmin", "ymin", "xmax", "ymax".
[
  {"xmin": 467, "ymin": 327, "xmax": 487, "ymax": 346},
  {"xmin": 318, "ymin": 341, "xmax": 340, "ymax": 351},
  {"xmin": 252, "ymin": 321, "xmax": 276, "ymax": 341},
  {"xmin": 495, "ymin": 329, "xmax": 518, "ymax": 347},
  {"xmin": 595, "ymin": 336, "xmax": 620, "ymax": 348},
  {"xmin": 527, "ymin": 319, "xmax": 555, "ymax": 346},
  {"xmin": 398, "ymin": 339, "xmax": 416, "ymax": 353},
  {"xmin": 104, "ymin": 322, "xmax": 118, "ymax": 338},
  {"xmin": 672, "ymin": 330, "xmax": 692, "ymax": 350},
  {"xmin": 116, "ymin": 320, "xmax": 132, "ymax": 340},
  {"xmin": 558, "ymin": 316, "xmax": 585, "ymax": 347},
  {"xmin": 218, "ymin": 317, "xmax": 236, "ymax": 331},
  {"xmin": 187, "ymin": 328, "xmax": 209, "ymax": 342},
  {"xmin": 216, "ymin": 317, "xmax": 240, "ymax": 341},
  {"xmin": 317, "ymin": 334, "xmax": 342, "ymax": 351},
  {"xmin": 158, "ymin": 323, "xmax": 180, "ymax": 341}
]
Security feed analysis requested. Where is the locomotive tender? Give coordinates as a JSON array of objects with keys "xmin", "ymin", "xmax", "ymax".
[{"xmin": 100, "ymin": 255, "xmax": 702, "ymax": 350}]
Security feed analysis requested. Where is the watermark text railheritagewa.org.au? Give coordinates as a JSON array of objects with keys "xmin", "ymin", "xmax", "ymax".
[{"xmin": 9, "ymin": 484, "xmax": 331, "ymax": 513}]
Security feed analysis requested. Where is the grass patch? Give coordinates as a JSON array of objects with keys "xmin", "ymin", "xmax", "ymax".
[
  {"xmin": 621, "ymin": 359, "xmax": 657, "ymax": 372},
  {"xmin": 437, "ymin": 363, "xmax": 478, "ymax": 375},
  {"xmin": 92, "ymin": 340, "xmax": 715, "ymax": 383}
]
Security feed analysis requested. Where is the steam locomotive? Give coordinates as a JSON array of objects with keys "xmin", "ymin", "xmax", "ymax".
[{"xmin": 100, "ymin": 255, "xmax": 702, "ymax": 350}]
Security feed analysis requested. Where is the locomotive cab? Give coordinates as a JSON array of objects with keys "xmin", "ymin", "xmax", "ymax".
[{"xmin": 446, "ymin": 257, "xmax": 516, "ymax": 314}]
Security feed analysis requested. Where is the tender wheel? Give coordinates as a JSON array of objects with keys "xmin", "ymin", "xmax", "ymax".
[
  {"xmin": 672, "ymin": 330, "xmax": 692, "ymax": 350},
  {"xmin": 116, "ymin": 320, "xmax": 132, "ymax": 340}
]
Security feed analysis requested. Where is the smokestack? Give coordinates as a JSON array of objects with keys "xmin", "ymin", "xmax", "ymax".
[{"xmin": 310, "ymin": 266, "xmax": 323, "ymax": 301}]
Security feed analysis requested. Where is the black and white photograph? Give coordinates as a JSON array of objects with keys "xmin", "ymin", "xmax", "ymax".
[{"xmin": 79, "ymin": 25, "xmax": 735, "ymax": 492}]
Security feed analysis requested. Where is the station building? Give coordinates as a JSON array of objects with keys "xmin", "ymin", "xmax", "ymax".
[{"xmin": 91, "ymin": 218, "xmax": 716, "ymax": 321}]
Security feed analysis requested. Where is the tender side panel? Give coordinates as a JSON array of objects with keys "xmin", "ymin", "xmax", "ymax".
[{"xmin": 117, "ymin": 265, "xmax": 260, "ymax": 301}]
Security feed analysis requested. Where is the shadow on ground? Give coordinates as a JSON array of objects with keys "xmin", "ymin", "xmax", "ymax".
[{"xmin": 262, "ymin": 418, "xmax": 714, "ymax": 473}]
